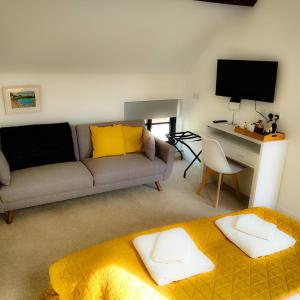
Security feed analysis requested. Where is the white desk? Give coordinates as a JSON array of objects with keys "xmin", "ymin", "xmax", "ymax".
[{"xmin": 206, "ymin": 122, "xmax": 288, "ymax": 208}]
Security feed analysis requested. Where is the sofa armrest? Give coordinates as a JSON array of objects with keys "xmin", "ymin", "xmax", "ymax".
[
  {"xmin": 155, "ymin": 138, "xmax": 175, "ymax": 180},
  {"xmin": 0, "ymin": 200, "xmax": 5, "ymax": 213}
]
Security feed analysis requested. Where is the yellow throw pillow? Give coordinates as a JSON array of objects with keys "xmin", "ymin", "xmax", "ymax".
[
  {"xmin": 90, "ymin": 124, "xmax": 126, "ymax": 158},
  {"xmin": 122, "ymin": 125, "xmax": 144, "ymax": 153}
]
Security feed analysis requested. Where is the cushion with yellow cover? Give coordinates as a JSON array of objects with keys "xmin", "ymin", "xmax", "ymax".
[
  {"xmin": 122, "ymin": 125, "xmax": 143, "ymax": 153},
  {"xmin": 90, "ymin": 124, "xmax": 125, "ymax": 158},
  {"xmin": 42, "ymin": 207, "xmax": 300, "ymax": 300}
]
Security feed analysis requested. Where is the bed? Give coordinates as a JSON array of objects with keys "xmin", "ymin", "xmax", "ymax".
[{"xmin": 40, "ymin": 207, "xmax": 300, "ymax": 300}]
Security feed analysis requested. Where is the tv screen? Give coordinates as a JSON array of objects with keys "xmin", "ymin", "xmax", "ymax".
[{"xmin": 216, "ymin": 59, "xmax": 278, "ymax": 102}]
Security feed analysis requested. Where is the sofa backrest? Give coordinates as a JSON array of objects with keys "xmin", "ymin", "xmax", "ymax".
[
  {"xmin": 76, "ymin": 120, "xmax": 145, "ymax": 159},
  {"xmin": 70, "ymin": 125, "xmax": 80, "ymax": 161}
]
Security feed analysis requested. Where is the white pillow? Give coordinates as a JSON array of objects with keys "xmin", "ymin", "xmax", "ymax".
[
  {"xmin": 234, "ymin": 214, "xmax": 277, "ymax": 240},
  {"xmin": 133, "ymin": 229, "xmax": 215, "ymax": 286},
  {"xmin": 151, "ymin": 228, "xmax": 192, "ymax": 264},
  {"xmin": 215, "ymin": 215, "xmax": 296, "ymax": 258}
]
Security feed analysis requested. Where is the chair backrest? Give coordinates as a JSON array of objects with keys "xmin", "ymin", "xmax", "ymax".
[{"xmin": 202, "ymin": 137, "xmax": 232, "ymax": 174}]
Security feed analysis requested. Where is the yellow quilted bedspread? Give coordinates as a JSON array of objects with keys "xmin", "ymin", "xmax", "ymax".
[{"xmin": 46, "ymin": 208, "xmax": 300, "ymax": 300}]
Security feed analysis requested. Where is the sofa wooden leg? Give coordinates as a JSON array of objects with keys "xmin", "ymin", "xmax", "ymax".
[
  {"xmin": 155, "ymin": 181, "xmax": 162, "ymax": 192},
  {"xmin": 6, "ymin": 210, "xmax": 13, "ymax": 224}
]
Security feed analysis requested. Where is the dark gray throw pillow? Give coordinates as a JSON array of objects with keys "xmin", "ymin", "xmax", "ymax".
[
  {"xmin": 143, "ymin": 129, "xmax": 155, "ymax": 161},
  {"xmin": 0, "ymin": 150, "xmax": 10, "ymax": 185}
]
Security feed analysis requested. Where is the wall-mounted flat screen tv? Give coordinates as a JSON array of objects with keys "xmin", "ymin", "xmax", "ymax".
[{"xmin": 216, "ymin": 59, "xmax": 278, "ymax": 102}]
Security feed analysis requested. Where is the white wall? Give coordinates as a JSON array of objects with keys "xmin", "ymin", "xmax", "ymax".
[
  {"xmin": 0, "ymin": 73, "xmax": 187, "ymax": 126},
  {"xmin": 184, "ymin": 0, "xmax": 300, "ymax": 218}
]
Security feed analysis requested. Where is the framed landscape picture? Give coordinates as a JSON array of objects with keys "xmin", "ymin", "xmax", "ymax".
[{"xmin": 2, "ymin": 85, "xmax": 41, "ymax": 114}]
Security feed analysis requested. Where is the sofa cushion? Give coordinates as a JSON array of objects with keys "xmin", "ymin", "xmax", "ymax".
[
  {"xmin": 76, "ymin": 120, "xmax": 145, "ymax": 159},
  {"xmin": 0, "ymin": 161, "xmax": 93, "ymax": 203},
  {"xmin": 82, "ymin": 153, "xmax": 166, "ymax": 186},
  {"xmin": 70, "ymin": 125, "xmax": 80, "ymax": 161},
  {"xmin": 0, "ymin": 122, "xmax": 76, "ymax": 171}
]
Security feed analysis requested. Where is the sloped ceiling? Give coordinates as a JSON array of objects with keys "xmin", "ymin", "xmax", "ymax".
[{"xmin": 0, "ymin": 0, "xmax": 249, "ymax": 73}]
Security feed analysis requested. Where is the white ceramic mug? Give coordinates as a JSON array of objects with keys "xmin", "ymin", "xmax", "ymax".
[{"xmin": 247, "ymin": 123, "xmax": 255, "ymax": 132}]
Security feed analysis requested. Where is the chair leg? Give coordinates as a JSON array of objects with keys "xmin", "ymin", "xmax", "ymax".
[
  {"xmin": 196, "ymin": 167, "xmax": 211, "ymax": 195},
  {"xmin": 6, "ymin": 210, "xmax": 13, "ymax": 224},
  {"xmin": 155, "ymin": 181, "xmax": 162, "ymax": 192},
  {"xmin": 215, "ymin": 173, "xmax": 223, "ymax": 208},
  {"xmin": 231, "ymin": 174, "xmax": 241, "ymax": 200}
]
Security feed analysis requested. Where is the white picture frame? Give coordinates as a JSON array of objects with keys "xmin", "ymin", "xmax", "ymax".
[{"xmin": 2, "ymin": 85, "xmax": 42, "ymax": 114}]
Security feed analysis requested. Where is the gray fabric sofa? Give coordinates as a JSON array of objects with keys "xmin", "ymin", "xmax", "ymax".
[{"xmin": 0, "ymin": 120, "xmax": 175, "ymax": 224}]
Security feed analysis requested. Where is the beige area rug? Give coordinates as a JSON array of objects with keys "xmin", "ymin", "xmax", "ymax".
[{"xmin": 0, "ymin": 160, "xmax": 247, "ymax": 300}]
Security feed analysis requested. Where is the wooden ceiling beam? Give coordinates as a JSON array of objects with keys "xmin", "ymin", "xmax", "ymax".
[{"xmin": 195, "ymin": 0, "xmax": 257, "ymax": 7}]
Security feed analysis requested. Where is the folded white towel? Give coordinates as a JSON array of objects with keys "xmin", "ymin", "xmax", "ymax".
[
  {"xmin": 216, "ymin": 215, "xmax": 296, "ymax": 258},
  {"xmin": 133, "ymin": 228, "xmax": 214, "ymax": 286},
  {"xmin": 234, "ymin": 214, "xmax": 277, "ymax": 240},
  {"xmin": 151, "ymin": 228, "xmax": 192, "ymax": 264}
]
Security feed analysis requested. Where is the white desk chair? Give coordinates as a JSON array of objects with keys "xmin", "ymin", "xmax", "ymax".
[{"xmin": 197, "ymin": 137, "xmax": 245, "ymax": 208}]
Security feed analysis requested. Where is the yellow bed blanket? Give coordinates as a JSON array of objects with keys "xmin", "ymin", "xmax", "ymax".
[{"xmin": 43, "ymin": 207, "xmax": 300, "ymax": 300}]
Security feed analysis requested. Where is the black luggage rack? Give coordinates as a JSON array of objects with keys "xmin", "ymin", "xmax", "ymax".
[{"xmin": 166, "ymin": 131, "xmax": 202, "ymax": 178}]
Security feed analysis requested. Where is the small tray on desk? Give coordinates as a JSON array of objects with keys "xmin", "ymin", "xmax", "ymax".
[{"xmin": 234, "ymin": 127, "xmax": 285, "ymax": 142}]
